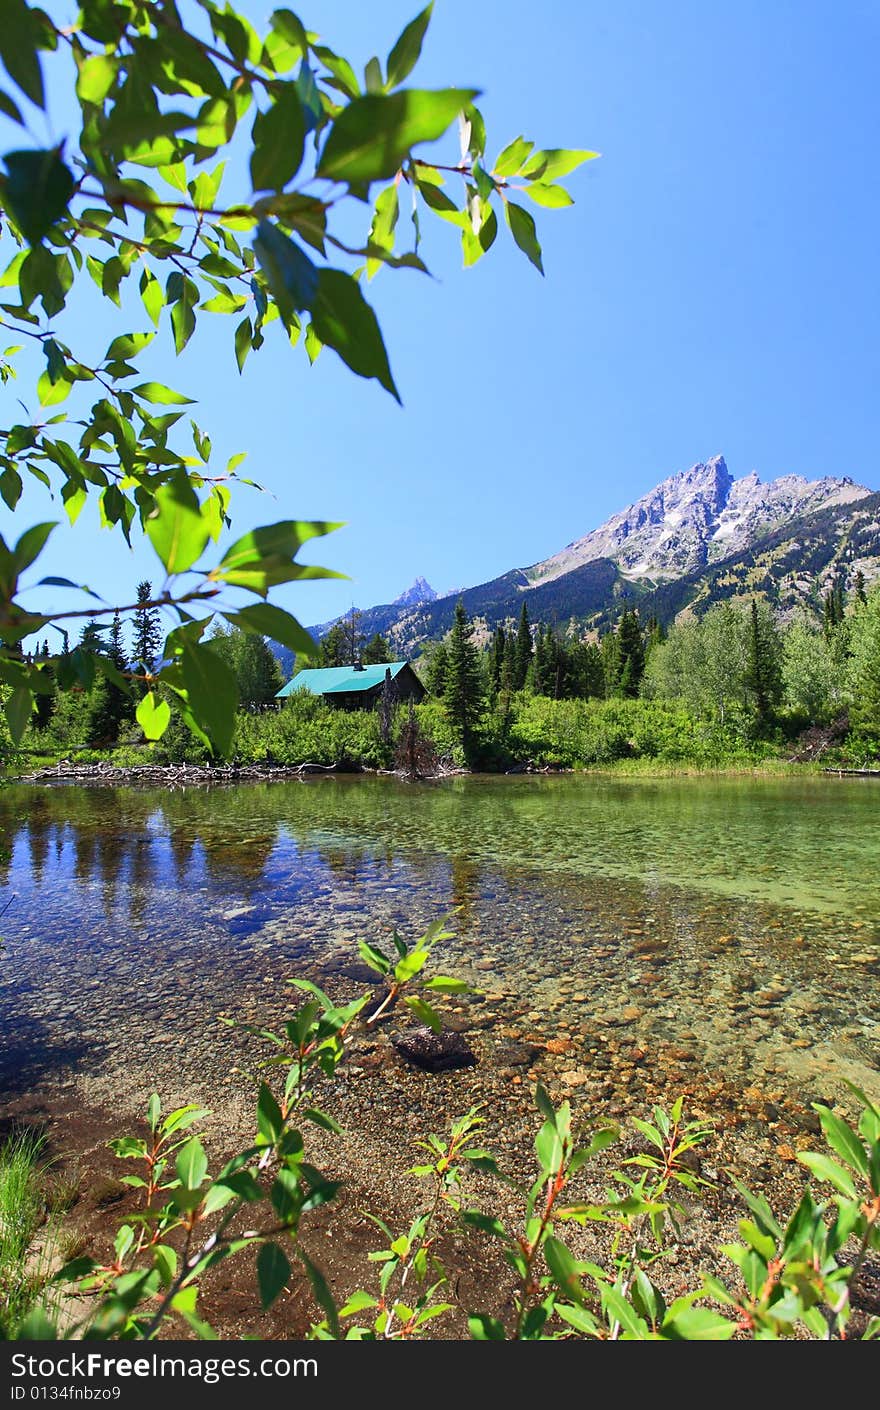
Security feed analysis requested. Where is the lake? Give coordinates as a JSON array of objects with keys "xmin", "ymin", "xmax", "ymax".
[{"xmin": 1, "ymin": 774, "xmax": 878, "ymax": 1114}]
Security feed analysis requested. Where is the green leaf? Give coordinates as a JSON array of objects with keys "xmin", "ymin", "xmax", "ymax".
[
  {"xmin": 797, "ymin": 1152, "xmax": 858, "ymax": 1198},
  {"xmin": 339, "ymin": 1289, "xmax": 378, "ymax": 1317},
  {"xmin": 364, "ymin": 56, "xmax": 383, "ymax": 94},
  {"xmin": 171, "ymin": 295, "xmax": 196, "ymax": 354},
  {"xmin": 257, "ymin": 1242, "xmax": 290, "ymax": 1310},
  {"xmin": 224, "ymin": 603, "xmax": 317, "ymax": 656},
  {"xmin": 299, "ymin": 1249, "xmax": 339, "ymax": 1337},
  {"xmin": 219, "ymin": 519, "xmax": 339, "ymax": 572},
  {"xmin": 468, "ymin": 1314, "xmax": 506, "ymax": 1340},
  {"xmin": 493, "ymin": 135, "xmax": 533, "ymax": 177},
  {"xmin": 0, "ymin": 88, "xmax": 23, "ymax": 124},
  {"xmin": 535, "ymin": 1118, "xmax": 564, "ymax": 1175},
  {"xmin": 2, "ymin": 148, "xmax": 74, "ymax": 244},
  {"xmin": 602, "ymin": 1284, "xmax": 649, "ymax": 1339},
  {"xmin": 5, "ymin": 685, "xmax": 31, "ymax": 744},
  {"xmin": 254, "ymin": 220, "xmax": 317, "ymax": 320},
  {"xmin": 257, "ymin": 1081, "xmax": 284, "ymax": 1144},
  {"xmin": 14, "ymin": 520, "xmax": 55, "ymax": 572},
  {"xmin": 136, "ymin": 691, "xmax": 170, "ymax": 740},
  {"xmin": 521, "ymin": 148, "xmax": 599, "ymax": 181},
  {"xmin": 505, "ymin": 200, "xmax": 543, "ymax": 274},
  {"xmin": 251, "ymin": 84, "xmax": 305, "ymax": 191},
  {"xmin": 181, "ymin": 641, "xmax": 239, "ymax": 756},
  {"xmin": 271, "ymin": 9, "xmax": 310, "ymax": 56},
  {"xmin": 234, "ymin": 316, "xmax": 251, "ymax": 372},
  {"xmin": 132, "ymin": 381, "xmax": 194, "ymax": 405},
  {"xmin": 145, "ymin": 478, "xmax": 211, "ymax": 574},
  {"xmin": 317, "ymin": 88, "xmax": 478, "ymax": 184},
  {"xmin": 544, "ymin": 1236, "xmax": 587, "ymax": 1304},
  {"xmin": 403, "ymin": 994, "xmax": 441, "ymax": 1032},
  {"xmin": 523, "ymin": 182, "xmax": 573, "ymax": 209},
  {"xmin": 76, "ymin": 54, "xmax": 117, "ymax": 104},
  {"xmin": 386, "ymin": 4, "xmax": 433, "ymax": 90},
  {"xmin": 311, "ymin": 269, "xmax": 399, "ymax": 400},
  {"xmin": 0, "ymin": 0, "xmax": 44, "ymax": 107},
  {"xmin": 663, "ymin": 1306, "xmax": 736, "ymax": 1340},
  {"xmin": 358, "ymin": 939, "xmax": 390, "ymax": 974},
  {"xmin": 814, "ymin": 1104, "xmax": 869, "ymax": 1177},
  {"xmin": 176, "ymin": 1137, "xmax": 208, "ymax": 1191},
  {"xmin": 422, "ymin": 976, "xmax": 470, "ymax": 992}
]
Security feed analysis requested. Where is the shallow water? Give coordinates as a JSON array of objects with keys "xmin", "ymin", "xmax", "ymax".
[{"xmin": 0, "ymin": 774, "xmax": 878, "ymax": 1106}]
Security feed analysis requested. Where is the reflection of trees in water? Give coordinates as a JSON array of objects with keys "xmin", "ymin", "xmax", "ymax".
[{"xmin": 450, "ymin": 853, "xmax": 481, "ymax": 933}]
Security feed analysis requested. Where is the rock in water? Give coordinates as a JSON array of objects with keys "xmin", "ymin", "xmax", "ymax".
[{"xmin": 392, "ymin": 1026, "xmax": 477, "ymax": 1072}]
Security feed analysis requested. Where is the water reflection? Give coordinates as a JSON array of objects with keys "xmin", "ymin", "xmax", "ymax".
[{"xmin": 0, "ymin": 775, "xmax": 878, "ymax": 1105}]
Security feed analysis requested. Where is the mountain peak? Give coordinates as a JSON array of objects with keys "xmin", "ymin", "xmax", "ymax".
[
  {"xmin": 394, "ymin": 576, "xmax": 437, "ymax": 607},
  {"xmin": 527, "ymin": 456, "xmax": 871, "ymax": 586}
]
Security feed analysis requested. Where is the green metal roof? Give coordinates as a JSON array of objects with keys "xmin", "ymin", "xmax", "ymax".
[{"xmin": 276, "ymin": 661, "xmax": 411, "ymax": 698}]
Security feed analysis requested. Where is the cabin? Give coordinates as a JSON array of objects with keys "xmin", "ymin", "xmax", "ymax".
[{"xmin": 275, "ymin": 661, "xmax": 426, "ymax": 710}]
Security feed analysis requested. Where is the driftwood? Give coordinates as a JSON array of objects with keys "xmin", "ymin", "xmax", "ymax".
[{"xmin": 17, "ymin": 760, "xmax": 340, "ymax": 788}]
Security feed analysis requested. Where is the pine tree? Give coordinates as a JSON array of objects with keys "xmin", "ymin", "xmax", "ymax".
[
  {"xmin": 854, "ymin": 570, "xmax": 868, "ymax": 609},
  {"xmin": 132, "ymin": 580, "xmax": 162, "ymax": 683},
  {"xmin": 529, "ymin": 623, "xmax": 549, "ymax": 695},
  {"xmin": 617, "ymin": 609, "xmax": 646, "ymax": 697},
  {"xmin": 318, "ymin": 622, "xmax": 349, "ymax": 667},
  {"xmin": 362, "ymin": 633, "xmax": 393, "ymax": 665},
  {"xmin": 424, "ymin": 640, "xmax": 449, "ymax": 697},
  {"xmin": 513, "ymin": 602, "xmax": 533, "ymax": 690},
  {"xmin": 78, "ymin": 620, "xmax": 105, "ymax": 653},
  {"xmin": 600, "ymin": 629, "xmax": 620, "ymax": 698},
  {"xmin": 108, "ymin": 610, "xmax": 127, "ymax": 670},
  {"xmin": 443, "ymin": 601, "xmax": 484, "ymax": 753},
  {"xmin": 744, "ymin": 599, "xmax": 782, "ymax": 731},
  {"xmin": 490, "ymin": 625, "xmax": 506, "ymax": 693},
  {"xmin": 502, "ymin": 631, "xmax": 516, "ymax": 694}
]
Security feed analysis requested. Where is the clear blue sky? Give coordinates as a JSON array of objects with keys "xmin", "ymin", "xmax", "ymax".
[{"xmin": 3, "ymin": 0, "xmax": 879, "ymax": 640}]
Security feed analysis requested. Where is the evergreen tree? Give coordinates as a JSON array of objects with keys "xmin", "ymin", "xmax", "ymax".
[
  {"xmin": 744, "ymin": 599, "xmax": 783, "ymax": 730},
  {"xmin": 616, "ymin": 609, "xmax": 646, "ymax": 697},
  {"xmin": 362, "ymin": 633, "xmax": 393, "ymax": 665},
  {"xmin": 443, "ymin": 601, "xmax": 484, "ymax": 752},
  {"xmin": 501, "ymin": 631, "xmax": 516, "ymax": 694},
  {"xmin": 424, "ymin": 640, "xmax": 449, "ymax": 697},
  {"xmin": 544, "ymin": 629, "xmax": 564, "ymax": 699},
  {"xmin": 78, "ymin": 620, "xmax": 105, "ymax": 653},
  {"xmin": 529, "ymin": 623, "xmax": 549, "ymax": 695},
  {"xmin": 568, "ymin": 640, "xmax": 604, "ymax": 699},
  {"xmin": 318, "ymin": 622, "xmax": 349, "ymax": 667},
  {"xmin": 108, "ymin": 610, "xmax": 127, "ymax": 671},
  {"xmin": 513, "ymin": 602, "xmax": 533, "ymax": 690},
  {"xmin": 848, "ymin": 587, "xmax": 880, "ymax": 747},
  {"xmin": 101, "ymin": 608, "xmax": 135, "ymax": 737},
  {"xmin": 600, "ymin": 627, "xmax": 620, "ymax": 697},
  {"xmin": 132, "ymin": 581, "xmax": 162, "ymax": 684},
  {"xmin": 853, "ymin": 570, "xmax": 868, "ymax": 609},
  {"xmin": 490, "ymin": 626, "xmax": 506, "ymax": 694}
]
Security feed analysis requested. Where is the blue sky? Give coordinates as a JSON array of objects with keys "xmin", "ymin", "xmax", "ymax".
[{"xmin": 3, "ymin": 0, "xmax": 879, "ymax": 643}]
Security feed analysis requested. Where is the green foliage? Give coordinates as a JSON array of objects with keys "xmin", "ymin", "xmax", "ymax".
[
  {"xmin": 207, "ymin": 623, "xmax": 283, "ymax": 707},
  {"xmin": 0, "ymin": 0, "xmax": 587, "ymax": 755},
  {"xmin": 443, "ymin": 601, "xmax": 484, "ymax": 753},
  {"xmin": 848, "ymin": 586, "xmax": 880, "ymax": 752},
  {"xmin": 0, "ymin": 1127, "xmax": 47, "ymax": 1334}
]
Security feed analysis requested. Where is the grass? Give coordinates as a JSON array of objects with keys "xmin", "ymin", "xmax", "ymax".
[{"xmin": 0, "ymin": 1126, "xmax": 47, "ymax": 1333}]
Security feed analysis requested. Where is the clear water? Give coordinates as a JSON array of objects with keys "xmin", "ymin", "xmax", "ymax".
[{"xmin": 1, "ymin": 775, "xmax": 878, "ymax": 1107}]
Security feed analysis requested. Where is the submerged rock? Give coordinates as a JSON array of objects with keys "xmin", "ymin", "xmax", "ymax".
[{"xmin": 392, "ymin": 1025, "xmax": 477, "ymax": 1072}]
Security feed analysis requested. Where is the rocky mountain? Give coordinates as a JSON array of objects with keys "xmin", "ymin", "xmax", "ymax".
[
  {"xmin": 270, "ymin": 457, "xmax": 879, "ymax": 671},
  {"xmin": 393, "ymin": 577, "xmax": 437, "ymax": 607},
  {"xmin": 528, "ymin": 455, "xmax": 869, "ymax": 585}
]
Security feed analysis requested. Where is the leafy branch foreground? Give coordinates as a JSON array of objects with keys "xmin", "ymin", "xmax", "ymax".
[
  {"xmin": 0, "ymin": 0, "xmax": 595, "ymax": 756},
  {"xmin": 3, "ymin": 919, "xmax": 879, "ymax": 1342}
]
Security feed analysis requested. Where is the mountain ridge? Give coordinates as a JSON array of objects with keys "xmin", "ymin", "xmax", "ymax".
[{"xmin": 270, "ymin": 458, "xmax": 879, "ymax": 672}]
